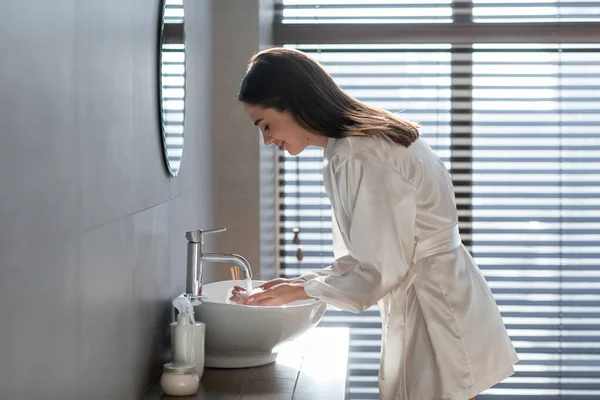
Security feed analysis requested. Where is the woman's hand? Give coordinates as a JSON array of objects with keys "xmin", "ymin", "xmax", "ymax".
[
  {"xmin": 256, "ymin": 277, "xmax": 305, "ymax": 291},
  {"xmin": 229, "ymin": 277, "xmax": 311, "ymax": 306},
  {"xmin": 248, "ymin": 279, "xmax": 311, "ymax": 306}
]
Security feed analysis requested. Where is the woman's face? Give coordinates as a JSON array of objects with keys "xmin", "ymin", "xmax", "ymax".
[{"xmin": 243, "ymin": 104, "xmax": 326, "ymax": 156}]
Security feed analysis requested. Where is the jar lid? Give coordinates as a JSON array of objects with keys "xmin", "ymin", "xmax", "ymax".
[{"xmin": 163, "ymin": 362, "xmax": 196, "ymax": 374}]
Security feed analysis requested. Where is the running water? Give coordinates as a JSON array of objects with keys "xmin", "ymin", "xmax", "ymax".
[{"xmin": 226, "ymin": 279, "xmax": 258, "ymax": 305}]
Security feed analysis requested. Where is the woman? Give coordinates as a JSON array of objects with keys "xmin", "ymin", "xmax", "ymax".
[{"xmin": 231, "ymin": 47, "xmax": 518, "ymax": 400}]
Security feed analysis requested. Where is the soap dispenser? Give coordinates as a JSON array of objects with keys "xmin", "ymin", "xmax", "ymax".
[{"xmin": 171, "ymin": 297, "xmax": 195, "ymax": 364}]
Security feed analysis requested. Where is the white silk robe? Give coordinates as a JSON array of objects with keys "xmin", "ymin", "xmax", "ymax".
[{"xmin": 301, "ymin": 136, "xmax": 518, "ymax": 400}]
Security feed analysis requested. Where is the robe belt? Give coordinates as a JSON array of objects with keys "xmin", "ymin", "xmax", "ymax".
[{"xmin": 398, "ymin": 224, "xmax": 462, "ymax": 291}]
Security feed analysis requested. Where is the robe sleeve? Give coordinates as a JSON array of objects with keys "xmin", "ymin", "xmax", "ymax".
[
  {"xmin": 302, "ymin": 150, "xmax": 417, "ymax": 313},
  {"xmin": 300, "ymin": 212, "xmax": 351, "ymax": 281}
]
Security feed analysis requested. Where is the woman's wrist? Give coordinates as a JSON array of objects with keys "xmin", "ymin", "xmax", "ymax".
[{"xmin": 294, "ymin": 280, "xmax": 312, "ymax": 301}]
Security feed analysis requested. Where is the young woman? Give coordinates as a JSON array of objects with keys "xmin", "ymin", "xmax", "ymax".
[{"xmin": 231, "ymin": 47, "xmax": 518, "ymax": 400}]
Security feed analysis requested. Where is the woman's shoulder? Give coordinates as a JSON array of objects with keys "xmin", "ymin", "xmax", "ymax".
[
  {"xmin": 328, "ymin": 136, "xmax": 421, "ymax": 164},
  {"xmin": 326, "ymin": 136, "xmax": 434, "ymax": 186}
]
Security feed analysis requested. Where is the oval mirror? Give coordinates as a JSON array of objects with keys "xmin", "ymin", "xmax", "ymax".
[{"xmin": 159, "ymin": 0, "xmax": 186, "ymax": 177}]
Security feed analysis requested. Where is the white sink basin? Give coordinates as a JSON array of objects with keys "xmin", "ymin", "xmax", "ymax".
[{"xmin": 182, "ymin": 280, "xmax": 327, "ymax": 369}]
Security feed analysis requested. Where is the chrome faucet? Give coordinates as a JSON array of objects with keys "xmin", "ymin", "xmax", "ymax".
[{"xmin": 185, "ymin": 227, "xmax": 253, "ymax": 297}]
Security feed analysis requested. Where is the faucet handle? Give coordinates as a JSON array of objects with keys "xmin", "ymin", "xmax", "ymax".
[{"xmin": 186, "ymin": 227, "xmax": 227, "ymax": 243}]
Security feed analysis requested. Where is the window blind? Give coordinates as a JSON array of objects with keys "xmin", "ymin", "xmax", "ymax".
[
  {"xmin": 278, "ymin": 0, "xmax": 600, "ymax": 24},
  {"xmin": 472, "ymin": 0, "xmax": 600, "ymax": 23},
  {"xmin": 278, "ymin": 0, "xmax": 453, "ymax": 24},
  {"xmin": 469, "ymin": 44, "xmax": 600, "ymax": 399},
  {"xmin": 277, "ymin": 43, "xmax": 600, "ymax": 399}
]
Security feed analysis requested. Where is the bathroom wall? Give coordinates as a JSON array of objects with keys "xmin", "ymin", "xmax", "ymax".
[
  {"xmin": 212, "ymin": 0, "xmax": 278, "ymax": 283},
  {"xmin": 0, "ymin": 0, "xmax": 213, "ymax": 398}
]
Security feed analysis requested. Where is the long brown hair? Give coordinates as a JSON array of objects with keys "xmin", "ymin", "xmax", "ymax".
[{"xmin": 237, "ymin": 47, "xmax": 420, "ymax": 147}]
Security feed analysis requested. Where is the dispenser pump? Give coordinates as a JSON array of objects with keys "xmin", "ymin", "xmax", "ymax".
[{"xmin": 173, "ymin": 296, "xmax": 195, "ymax": 324}]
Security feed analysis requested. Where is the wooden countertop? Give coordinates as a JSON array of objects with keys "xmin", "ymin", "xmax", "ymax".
[{"xmin": 141, "ymin": 327, "xmax": 350, "ymax": 400}]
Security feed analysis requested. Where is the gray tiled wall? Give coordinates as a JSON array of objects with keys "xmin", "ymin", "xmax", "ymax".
[{"xmin": 0, "ymin": 0, "xmax": 213, "ymax": 398}]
